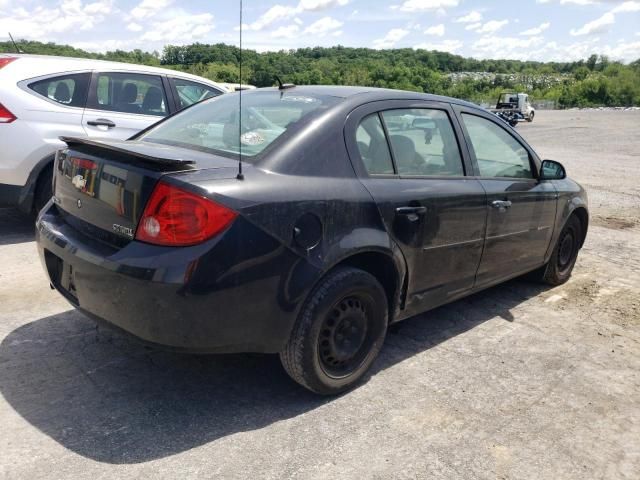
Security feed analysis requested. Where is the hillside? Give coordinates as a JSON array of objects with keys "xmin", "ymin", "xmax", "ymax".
[{"xmin": 2, "ymin": 40, "xmax": 639, "ymax": 107}]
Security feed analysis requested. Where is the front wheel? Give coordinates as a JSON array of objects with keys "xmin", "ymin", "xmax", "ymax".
[
  {"xmin": 280, "ymin": 267, "xmax": 388, "ymax": 395},
  {"xmin": 536, "ymin": 215, "xmax": 582, "ymax": 286},
  {"xmin": 527, "ymin": 111, "xmax": 535, "ymax": 122}
]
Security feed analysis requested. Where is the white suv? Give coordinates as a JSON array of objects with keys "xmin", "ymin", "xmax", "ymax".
[{"xmin": 0, "ymin": 54, "xmax": 227, "ymax": 213}]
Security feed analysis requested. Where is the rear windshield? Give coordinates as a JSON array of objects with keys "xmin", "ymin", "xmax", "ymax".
[{"xmin": 140, "ymin": 91, "xmax": 342, "ymax": 160}]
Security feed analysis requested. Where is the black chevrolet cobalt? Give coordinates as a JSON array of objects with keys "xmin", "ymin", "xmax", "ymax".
[{"xmin": 36, "ymin": 86, "xmax": 588, "ymax": 394}]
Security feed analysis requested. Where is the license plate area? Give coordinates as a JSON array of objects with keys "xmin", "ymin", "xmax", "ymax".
[{"xmin": 44, "ymin": 249, "xmax": 79, "ymax": 305}]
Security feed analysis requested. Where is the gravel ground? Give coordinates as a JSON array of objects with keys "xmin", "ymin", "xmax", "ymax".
[{"xmin": 0, "ymin": 110, "xmax": 639, "ymax": 479}]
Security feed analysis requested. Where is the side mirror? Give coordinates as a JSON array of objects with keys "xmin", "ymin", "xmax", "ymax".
[{"xmin": 540, "ymin": 159, "xmax": 566, "ymax": 180}]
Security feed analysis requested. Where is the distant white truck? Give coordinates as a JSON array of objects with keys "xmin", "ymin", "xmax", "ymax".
[{"xmin": 490, "ymin": 92, "xmax": 535, "ymax": 127}]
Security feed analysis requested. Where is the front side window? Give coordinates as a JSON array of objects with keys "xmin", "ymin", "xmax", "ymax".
[
  {"xmin": 171, "ymin": 78, "xmax": 222, "ymax": 110},
  {"xmin": 381, "ymin": 109, "xmax": 464, "ymax": 176},
  {"xmin": 91, "ymin": 72, "xmax": 167, "ymax": 116},
  {"xmin": 28, "ymin": 73, "xmax": 90, "ymax": 108},
  {"xmin": 461, "ymin": 113, "xmax": 533, "ymax": 179},
  {"xmin": 355, "ymin": 114, "xmax": 394, "ymax": 175},
  {"xmin": 140, "ymin": 91, "xmax": 341, "ymax": 159}
]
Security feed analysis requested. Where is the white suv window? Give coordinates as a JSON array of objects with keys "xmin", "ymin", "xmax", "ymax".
[
  {"xmin": 28, "ymin": 73, "xmax": 90, "ymax": 108},
  {"xmin": 90, "ymin": 72, "xmax": 167, "ymax": 116},
  {"xmin": 170, "ymin": 78, "xmax": 222, "ymax": 110}
]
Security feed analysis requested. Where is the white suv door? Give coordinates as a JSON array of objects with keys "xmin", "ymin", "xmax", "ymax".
[{"xmin": 82, "ymin": 71, "xmax": 169, "ymax": 140}]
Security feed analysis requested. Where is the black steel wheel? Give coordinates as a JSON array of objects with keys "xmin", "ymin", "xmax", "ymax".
[
  {"xmin": 537, "ymin": 215, "xmax": 582, "ymax": 286},
  {"xmin": 280, "ymin": 267, "xmax": 388, "ymax": 395}
]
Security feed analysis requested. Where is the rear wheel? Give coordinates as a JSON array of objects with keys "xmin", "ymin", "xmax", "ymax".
[
  {"xmin": 33, "ymin": 165, "xmax": 53, "ymax": 214},
  {"xmin": 536, "ymin": 215, "xmax": 582, "ymax": 286},
  {"xmin": 280, "ymin": 267, "xmax": 388, "ymax": 395}
]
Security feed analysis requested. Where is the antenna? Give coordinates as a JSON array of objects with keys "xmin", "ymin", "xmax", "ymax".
[
  {"xmin": 275, "ymin": 75, "xmax": 296, "ymax": 90},
  {"xmin": 236, "ymin": 0, "xmax": 244, "ymax": 181},
  {"xmin": 8, "ymin": 33, "xmax": 23, "ymax": 53}
]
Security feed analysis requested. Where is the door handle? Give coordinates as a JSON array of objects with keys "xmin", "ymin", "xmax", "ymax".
[
  {"xmin": 87, "ymin": 118, "xmax": 116, "ymax": 128},
  {"xmin": 396, "ymin": 206, "xmax": 427, "ymax": 215},
  {"xmin": 491, "ymin": 200, "xmax": 512, "ymax": 209}
]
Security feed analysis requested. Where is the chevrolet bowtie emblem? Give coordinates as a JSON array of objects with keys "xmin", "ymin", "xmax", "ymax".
[{"xmin": 72, "ymin": 174, "xmax": 86, "ymax": 190}]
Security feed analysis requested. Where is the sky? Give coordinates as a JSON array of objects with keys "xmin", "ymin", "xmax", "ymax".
[{"xmin": 1, "ymin": 0, "xmax": 639, "ymax": 62}]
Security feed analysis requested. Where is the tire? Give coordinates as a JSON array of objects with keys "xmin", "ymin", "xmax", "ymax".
[
  {"xmin": 527, "ymin": 111, "xmax": 535, "ymax": 122},
  {"xmin": 33, "ymin": 165, "xmax": 53, "ymax": 214},
  {"xmin": 536, "ymin": 215, "xmax": 582, "ymax": 286},
  {"xmin": 280, "ymin": 267, "xmax": 388, "ymax": 395}
]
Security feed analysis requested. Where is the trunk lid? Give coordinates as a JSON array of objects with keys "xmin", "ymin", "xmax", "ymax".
[{"xmin": 54, "ymin": 137, "xmax": 239, "ymax": 247}]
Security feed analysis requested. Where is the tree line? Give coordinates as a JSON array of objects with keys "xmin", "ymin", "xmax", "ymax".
[{"xmin": 2, "ymin": 40, "xmax": 639, "ymax": 107}]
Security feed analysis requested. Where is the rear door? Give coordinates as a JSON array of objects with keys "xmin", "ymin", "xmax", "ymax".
[
  {"xmin": 455, "ymin": 107, "xmax": 557, "ymax": 286},
  {"xmin": 346, "ymin": 100, "xmax": 487, "ymax": 316},
  {"xmin": 82, "ymin": 71, "xmax": 169, "ymax": 139}
]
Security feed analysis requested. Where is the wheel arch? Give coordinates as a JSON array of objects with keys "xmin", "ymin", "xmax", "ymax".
[
  {"xmin": 17, "ymin": 153, "xmax": 55, "ymax": 214},
  {"xmin": 571, "ymin": 206, "xmax": 589, "ymax": 248},
  {"xmin": 322, "ymin": 248, "xmax": 407, "ymax": 322}
]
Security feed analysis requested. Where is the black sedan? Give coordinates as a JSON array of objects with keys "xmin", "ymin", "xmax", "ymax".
[{"xmin": 36, "ymin": 86, "xmax": 588, "ymax": 394}]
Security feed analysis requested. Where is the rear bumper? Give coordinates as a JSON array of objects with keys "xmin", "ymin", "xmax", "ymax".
[{"xmin": 36, "ymin": 203, "xmax": 319, "ymax": 353}]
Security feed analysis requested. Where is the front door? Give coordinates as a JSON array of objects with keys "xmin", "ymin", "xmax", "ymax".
[
  {"xmin": 347, "ymin": 101, "xmax": 487, "ymax": 316},
  {"xmin": 82, "ymin": 71, "xmax": 169, "ymax": 140},
  {"xmin": 457, "ymin": 110, "xmax": 557, "ymax": 286}
]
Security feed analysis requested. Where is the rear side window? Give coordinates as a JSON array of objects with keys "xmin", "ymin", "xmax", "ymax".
[
  {"xmin": 28, "ymin": 73, "xmax": 90, "ymax": 108},
  {"xmin": 90, "ymin": 72, "xmax": 167, "ymax": 116},
  {"xmin": 356, "ymin": 114, "xmax": 394, "ymax": 175},
  {"xmin": 171, "ymin": 78, "xmax": 222, "ymax": 110},
  {"xmin": 381, "ymin": 109, "xmax": 464, "ymax": 177},
  {"xmin": 461, "ymin": 113, "xmax": 533, "ymax": 179}
]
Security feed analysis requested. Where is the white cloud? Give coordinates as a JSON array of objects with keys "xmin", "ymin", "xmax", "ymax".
[
  {"xmin": 140, "ymin": 12, "xmax": 214, "ymax": 42},
  {"xmin": 414, "ymin": 39, "xmax": 463, "ymax": 53},
  {"xmin": 303, "ymin": 16, "xmax": 343, "ymax": 36},
  {"xmin": 271, "ymin": 24, "xmax": 300, "ymax": 38},
  {"xmin": 423, "ymin": 24, "xmax": 445, "ymax": 36},
  {"xmin": 131, "ymin": 0, "xmax": 172, "ymax": 19},
  {"xmin": 560, "ymin": 0, "xmax": 597, "ymax": 4},
  {"xmin": 570, "ymin": 12, "xmax": 615, "ymax": 36},
  {"xmin": 373, "ymin": 28, "xmax": 409, "ymax": 49},
  {"xmin": 0, "ymin": 0, "xmax": 113, "ymax": 38},
  {"xmin": 246, "ymin": 0, "xmax": 349, "ymax": 31},
  {"xmin": 297, "ymin": 0, "xmax": 349, "ymax": 11},
  {"xmin": 471, "ymin": 35, "xmax": 546, "ymax": 59},
  {"xmin": 71, "ymin": 39, "xmax": 131, "ymax": 52},
  {"xmin": 476, "ymin": 19, "xmax": 509, "ymax": 35},
  {"xmin": 455, "ymin": 10, "xmax": 482, "ymax": 23},
  {"xmin": 599, "ymin": 40, "xmax": 640, "ymax": 59},
  {"xmin": 520, "ymin": 21, "xmax": 550, "ymax": 36},
  {"xmin": 465, "ymin": 22, "xmax": 482, "ymax": 31},
  {"xmin": 126, "ymin": 22, "xmax": 142, "ymax": 32},
  {"xmin": 612, "ymin": 1, "xmax": 640, "ymax": 12},
  {"xmin": 396, "ymin": 0, "xmax": 459, "ymax": 12},
  {"xmin": 246, "ymin": 4, "xmax": 297, "ymax": 31}
]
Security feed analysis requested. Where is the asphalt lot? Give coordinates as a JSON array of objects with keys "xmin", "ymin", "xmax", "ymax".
[{"xmin": 1, "ymin": 110, "xmax": 639, "ymax": 479}]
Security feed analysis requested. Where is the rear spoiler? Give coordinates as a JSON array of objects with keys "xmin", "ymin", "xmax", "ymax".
[{"xmin": 59, "ymin": 136, "xmax": 196, "ymax": 166}]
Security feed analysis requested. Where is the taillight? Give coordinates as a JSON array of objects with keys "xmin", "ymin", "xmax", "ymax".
[
  {"xmin": 135, "ymin": 182, "xmax": 237, "ymax": 246},
  {"xmin": 0, "ymin": 103, "xmax": 16, "ymax": 123},
  {"xmin": 0, "ymin": 57, "xmax": 16, "ymax": 69}
]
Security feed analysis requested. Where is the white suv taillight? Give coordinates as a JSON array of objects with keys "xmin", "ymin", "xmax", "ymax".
[{"xmin": 0, "ymin": 103, "xmax": 16, "ymax": 123}]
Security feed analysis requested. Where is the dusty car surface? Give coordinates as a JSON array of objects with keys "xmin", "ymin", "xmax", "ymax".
[{"xmin": 35, "ymin": 86, "xmax": 588, "ymax": 394}]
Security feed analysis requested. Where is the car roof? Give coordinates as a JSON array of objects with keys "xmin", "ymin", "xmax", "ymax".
[
  {"xmin": 0, "ymin": 53, "xmax": 226, "ymax": 90},
  {"xmin": 245, "ymin": 85, "xmax": 481, "ymax": 110}
]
